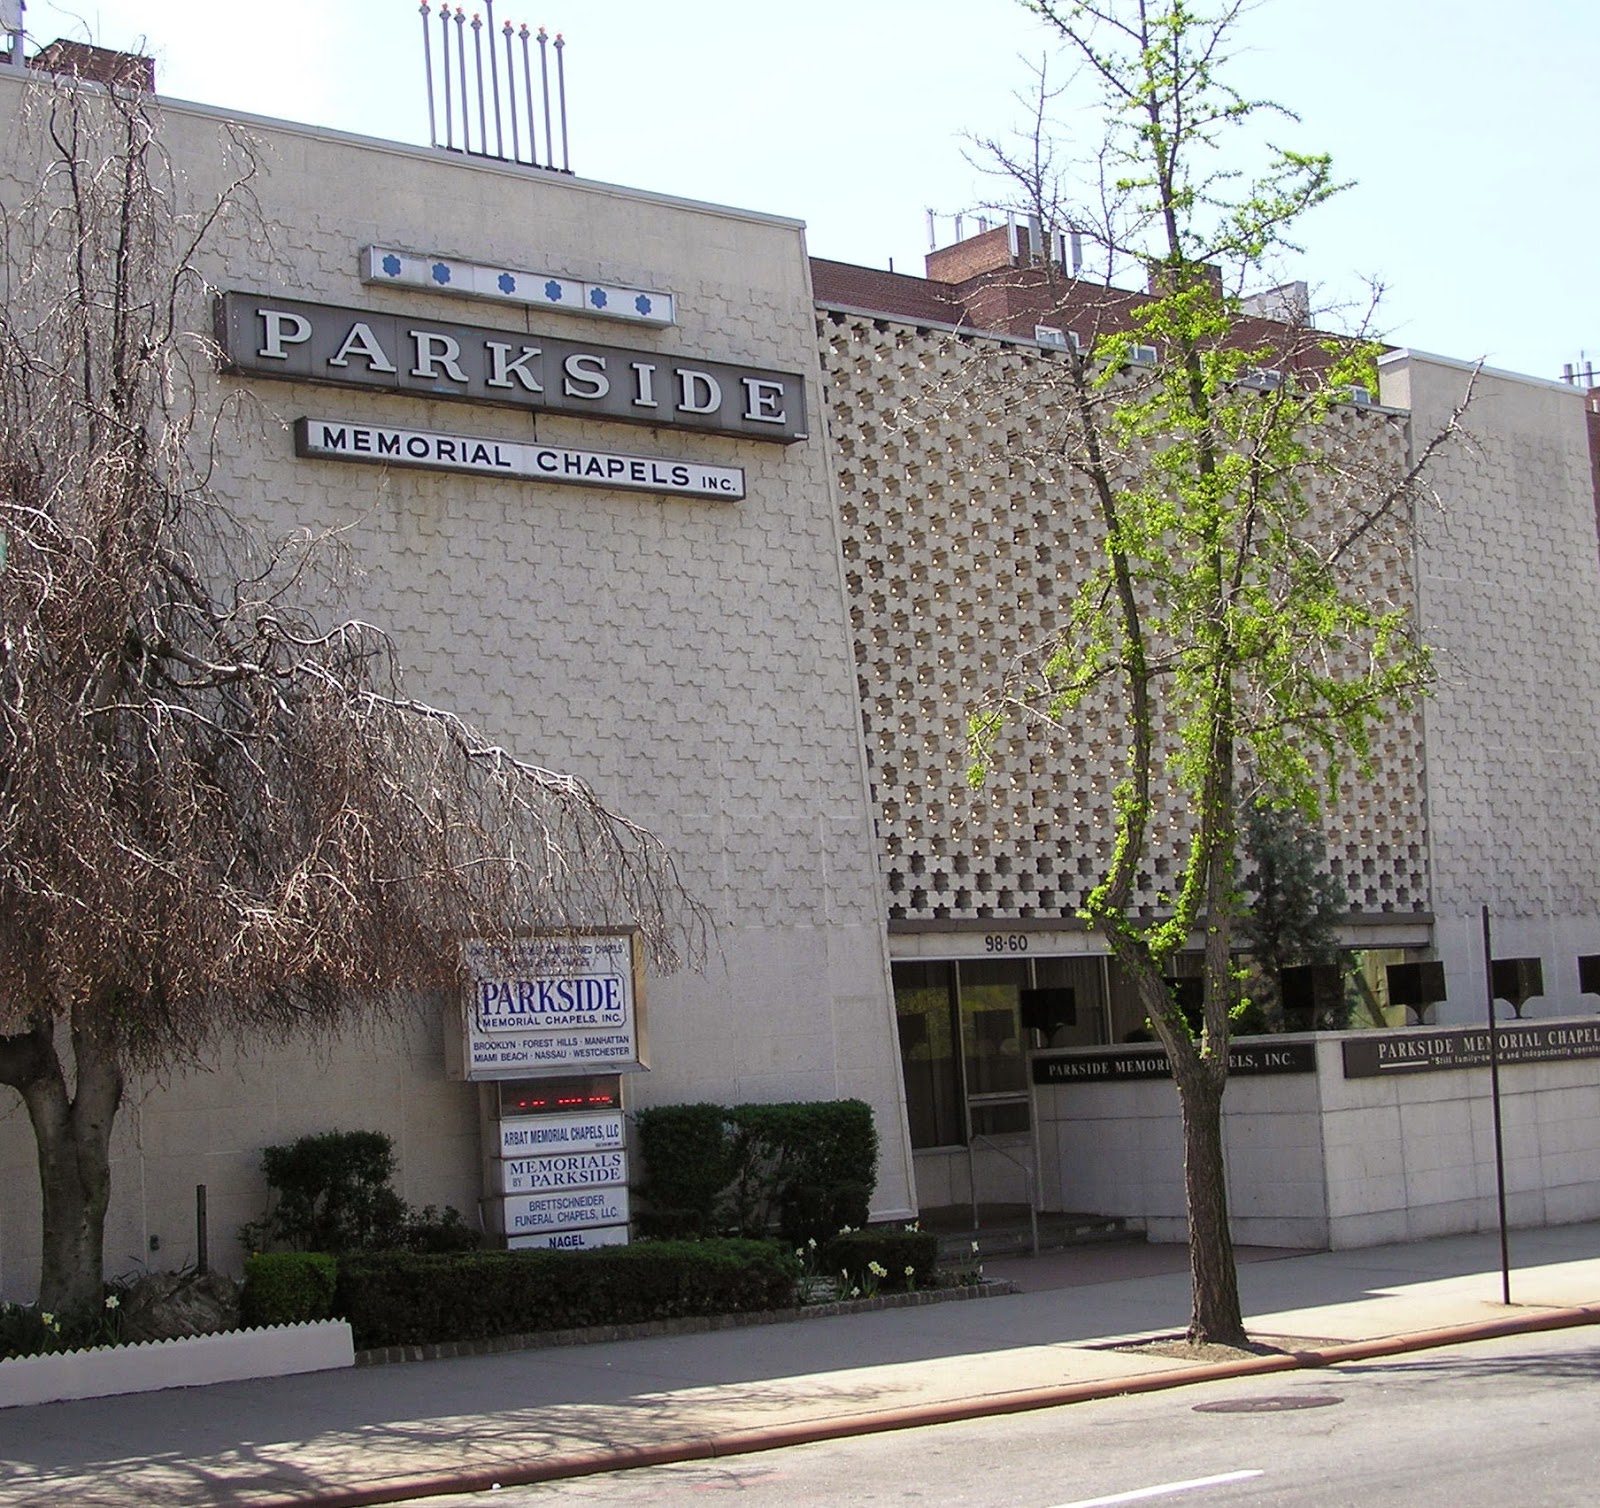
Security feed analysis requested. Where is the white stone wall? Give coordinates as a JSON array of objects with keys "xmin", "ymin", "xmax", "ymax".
[
  {"xmin": 0, "ymin": 75, "xmax": 912, "ymax": 1300},
  {"xmin": 1035, "ymin": 1054, "xmax": 1329, "ymax": 1248},
  {"xmin": 1381, "ymin": 354, "xmax": 1600, "ymax": 1023},
  {"xmin": 1033, "ymin": 1023, "xmax": 1600, "ymax": 1248}
]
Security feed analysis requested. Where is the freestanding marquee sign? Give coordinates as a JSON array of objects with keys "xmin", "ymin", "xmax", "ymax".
[
  {"xmin": 455, "ymin": 932, "xmax": 645, "ymax": 1252},
  {"xmin": 455, "ymin": 931, "xmax": 646, "ymax": 1080}
]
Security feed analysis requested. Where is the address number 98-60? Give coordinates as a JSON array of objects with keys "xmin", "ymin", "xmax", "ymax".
[{"xmin": 983, "ymin": 934, "xmax": 1028, "ymax": 953}]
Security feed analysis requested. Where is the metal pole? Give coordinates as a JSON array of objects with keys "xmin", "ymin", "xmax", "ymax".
[
  {"xmin": 439, "ymin": 4, "xmax": 455, "ymax": 150},
  {"xmin": 503, "ymin": 21, "xmax": 520, "ymax": 163},
  {"xmin": 554, "ymin": 32, "xmax": 570, "ymax": 172},
  {"xmin": 1481, "ymin": 905, "xmax": 1512, "ymax": 1304},
  {"xmin": 484, "ymin": 0, "xmax": 503, "ymax": 157},
  {"xmin": 196, "ymin": 1184, "xmax": 209, "ymax": 1276},
  {"xmin": 471, "ymin": 12, "xmax": 487, "ymax": 155},
  {"xmin": 519, "ymin": 26, "xmax": 537, "ymax": 166},
  {"xmin": 537, "ymin": 27, "xmax": 554, "ymax": 170},
  {"xmin": 418, "ymin": 3, "xmax": 437, "ymax": 148},
  {"xmin": 454, "ymin": 8, "xmax": 469, "ymax": 153}
]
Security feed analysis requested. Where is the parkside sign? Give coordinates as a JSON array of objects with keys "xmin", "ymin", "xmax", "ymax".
[
  {"xmin": 459, "ymin": 933, "xmax": 645, "ymax": 1080},
  {"xmin": 218, "ymin": 293, "xmax": 807, "ymax": 444},
  {"xmin": 296, "ymin": 419, "xmax": 746, "ymax": 499}
]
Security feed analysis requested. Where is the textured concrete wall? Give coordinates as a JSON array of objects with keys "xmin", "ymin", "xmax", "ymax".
[
  {"xmin": 1381, "ymin": 354, "xmax": 1600, "ymax": 1024},
  {"xmin": 0, "ymin": 74, "xmax": 912, "ymax": 1300}
]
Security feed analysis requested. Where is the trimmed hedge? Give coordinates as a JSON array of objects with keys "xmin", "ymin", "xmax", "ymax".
[
  {"xmin": 241, "ymin": 1251, "xmax": 338, "ymax": 1327},
  {"xmin": 635, "ymin": 1099, "xmax": 877, "ymax": 1244},
  {"xmin": 335, "ymin": 1238, "xmax": 799, "ymax": 1350}
]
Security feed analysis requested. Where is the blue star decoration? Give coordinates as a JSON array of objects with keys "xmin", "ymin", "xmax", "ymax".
[
  {"xmin": 431, "ymin": 262, "xmax": 452, "ymax": 285},
  {"xmin": 381, "ymin": 254, "xmax": 402, "ymax": 278},
  {"xmin": 589, "ymin": 287, "xmax": 608, "ymax": 309},
  {"xmin": 544, "ymin": 279, "xmax": 564, "ymax": 302},
  {"xmin": 498, "ymin": 272, "xmax": 517, "ymax": 294},
  {"xmin": 634, "ymin": 294, "xmax": 653, "ymax": 316}
]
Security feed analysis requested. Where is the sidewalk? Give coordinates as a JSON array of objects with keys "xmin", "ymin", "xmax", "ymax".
[{"xmin": 1, "ymin": 1220, "xmax": 1597, "ymax": 1508}]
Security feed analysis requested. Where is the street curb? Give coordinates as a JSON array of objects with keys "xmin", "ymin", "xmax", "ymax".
[{"xmin": 256, "ymin": 1301, "xmax": 1600, "ymax": 1507}]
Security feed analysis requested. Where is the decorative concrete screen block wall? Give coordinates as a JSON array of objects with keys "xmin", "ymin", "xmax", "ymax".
[
  {"xmin": 820, "ymin": 310, "xmax": 1429, "ymax": 924},
  {"xmin": 0, "ymin": 73, "xmax": 912, "ymax": 1300},
  {"xmin": 1381, "ymin": 355, "xmax": 1600, "ymax": 1023},
  {"xmin": 1034, "ymin": 1024, "xmax": 1600, "ymax": 1248}
]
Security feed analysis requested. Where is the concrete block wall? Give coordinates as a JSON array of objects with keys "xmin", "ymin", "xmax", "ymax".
[
  {"xmin": 0, "ymin": 75, "xmax": 913, "ymax": 1300},
  {"xmin": 1380, "ymin": 354, "xmax": 1600, "ymax": 1024}
]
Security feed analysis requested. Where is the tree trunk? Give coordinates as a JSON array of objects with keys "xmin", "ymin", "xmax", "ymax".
[
  {"xmin": 1173, "ymin": 1060, "xmax": 1245, "ymax": 1346},
  {"xmin": 0, "ymin": 1007, "xmax": 124, "ymax": 1313}
]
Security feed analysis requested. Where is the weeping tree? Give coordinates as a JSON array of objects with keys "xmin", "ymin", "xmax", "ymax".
[
  {"xmin": 0, "ymin": 71, "xmax": 702, "ymax": 1312},
  {"xmin": 969, "ymin": 0, "xmax": 1467, "ymax": 1343}
]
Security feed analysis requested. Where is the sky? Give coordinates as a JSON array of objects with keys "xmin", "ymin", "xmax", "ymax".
[{"xmin": 12, "ymin": 0, "xmax": 1598, "ymax": 383}]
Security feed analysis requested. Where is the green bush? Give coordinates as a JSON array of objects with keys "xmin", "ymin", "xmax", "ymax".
[
  {"xmin": 336, "ymin": 1238, "xmax": 798, "ymax": 1350},
  {"xmin": 247, "ymin": 1130, "xmax": 407, "ymax": 1254},
  {"xmin": 242, "ymin": 1131, "xmax": 483, "ymax": 1256},
  {"xmin": 821, "ymin": 1227, "xmax": 938, "ymax": 1294},
  {"xmin": 241, "ymin": 1252, "xmax": 338, "ymax": 1327},
  {"xmin": 635, "ymin": 1099, "xmax": 877, "ymax": 1244}
]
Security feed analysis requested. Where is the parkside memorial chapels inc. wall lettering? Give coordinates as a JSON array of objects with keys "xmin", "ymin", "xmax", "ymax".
[
  {"xmin": 1033, "ymin": 1040, "xmax": 1317, "ymax": 1085},
  {"xmin": 1342, "ymin": 1019, "xmax": 1600, "ymax": 1077},
  {"xmin": 217, "ymin": 293, "xmax": 808, "ymax": 444}
]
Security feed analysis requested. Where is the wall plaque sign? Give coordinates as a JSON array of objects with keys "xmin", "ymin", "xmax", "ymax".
[
  {"xmin": 1033, "ymin": 1040, "xmax": 1316, "ymax": 1085},
  {"xmin": 493, "ymin": 1149, "xmax": 628, "ymax": 1196},
  {"xmin": 219, "ymin": 293, "xmax": 806, "ymax": 443},
  {"xmin": 499, "ymin": 1186, "xmax": 631, "ymax": 1235},
  {"xmin": 296, "ymin": 418, "xmax": 745, "ymax": 499},
  {"xmin": 496, "ymin": 1111, "xmax": 625, "ymax": 1158},
  {"xmin": 1342, "ymin": 1019, "xmax": 1600, "ymax": 1078},
  {"xmin": 363, "ymin": 246, "xmax": 676, "ymax": 327}
]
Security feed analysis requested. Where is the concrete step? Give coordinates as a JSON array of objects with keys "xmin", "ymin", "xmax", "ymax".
[{"xmin": 922, "ymin": 1206, "xmax": 1144, "ymax": 1261}]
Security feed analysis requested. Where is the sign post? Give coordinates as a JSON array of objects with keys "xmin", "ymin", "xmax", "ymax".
[{"xmin": 1481, "ymin": 906, "xmax": 1511, "ymax": 1305}]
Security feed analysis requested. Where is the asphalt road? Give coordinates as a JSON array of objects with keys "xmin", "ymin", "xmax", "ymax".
[{"xmin": 420, "ymin": 1325, "xmax": 1600, "ymax": 1507}]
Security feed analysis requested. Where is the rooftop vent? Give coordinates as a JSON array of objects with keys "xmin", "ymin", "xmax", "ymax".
[{"xmin": 419, "ymin": 2, "xmax": 571, "ymax": 172}]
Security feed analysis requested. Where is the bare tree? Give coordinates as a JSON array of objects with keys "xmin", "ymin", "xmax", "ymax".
[
  {"xmin": 0, "ymin": 71, "xmax": 703, "ymax": 1313},
  {"xmin": 966, "ymin": 0, "xmax": 1468, "ymax": 1343}
]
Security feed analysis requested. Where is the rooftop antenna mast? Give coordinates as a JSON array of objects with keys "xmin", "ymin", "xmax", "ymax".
[{"xmin": 418, "ymin": 4, "xmax": 571, "ymax": 172}]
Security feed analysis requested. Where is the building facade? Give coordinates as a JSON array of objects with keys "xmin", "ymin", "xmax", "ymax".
[{"xmin": 3, "ymin": 53, "xmax": 1600, "ymax": 1297}]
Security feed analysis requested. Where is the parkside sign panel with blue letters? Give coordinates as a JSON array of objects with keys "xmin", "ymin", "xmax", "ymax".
[{"xmin": 460, "ymin": 933, "xmax": 645, "ymax": 1080}]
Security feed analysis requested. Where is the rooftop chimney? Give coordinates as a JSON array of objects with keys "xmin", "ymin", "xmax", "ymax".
[{"xmin": 28, "ymin": 38, "xmax": 155, "ymax": 91}]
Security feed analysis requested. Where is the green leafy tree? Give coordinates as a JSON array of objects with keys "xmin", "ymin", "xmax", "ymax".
[{"xmin": 970, "ymin": 0, "xmax": 1467, "ymax": 1343}]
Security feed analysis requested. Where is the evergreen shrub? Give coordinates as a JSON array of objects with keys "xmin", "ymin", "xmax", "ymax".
[
  {"xmin": 241, "ymin": 1251, "xmax": 338, "ymax": 1327},
  {"xmin": 634, "ymin": 1099, "xmax": 877, "ymax": 1243}
]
